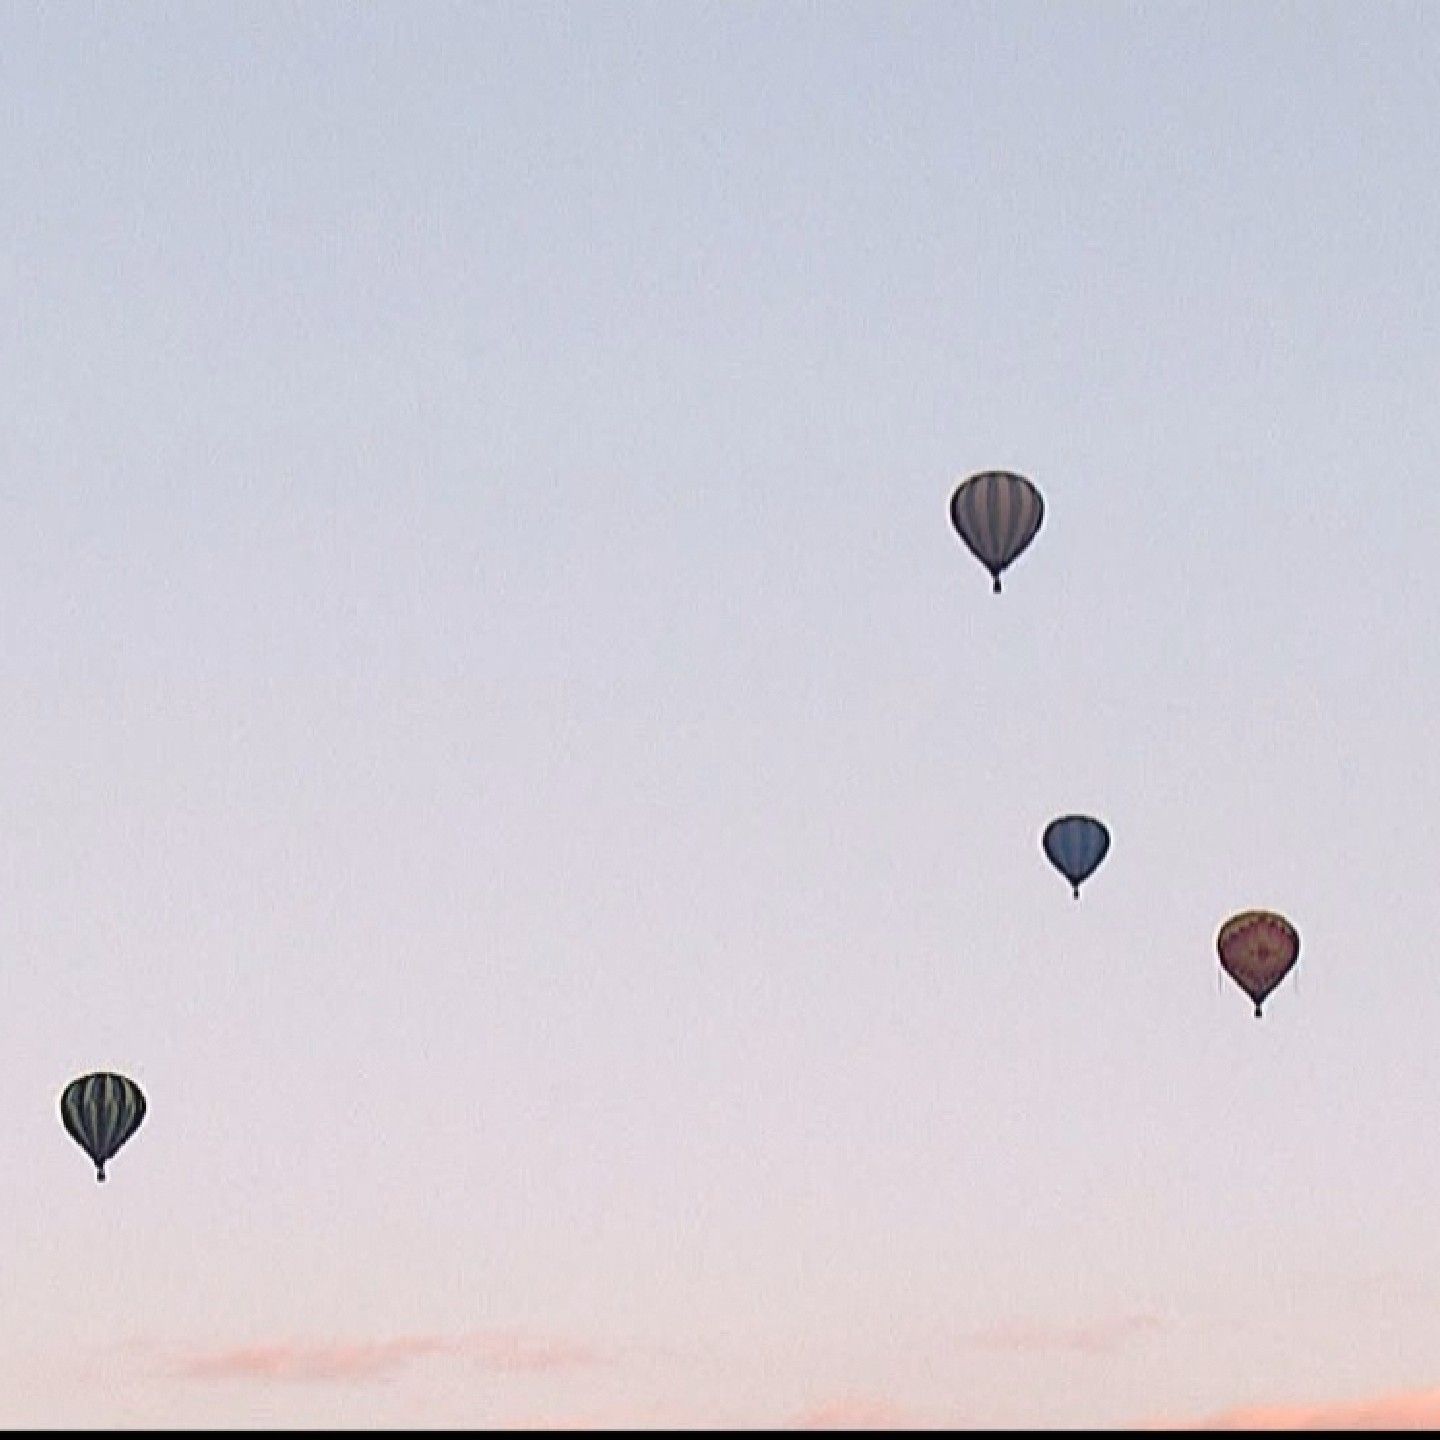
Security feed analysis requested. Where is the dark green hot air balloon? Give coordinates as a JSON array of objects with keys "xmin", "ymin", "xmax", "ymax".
[
  {"xmin": 60, "ymin": 1072, "xmax": 146, "ymax": 1182},
  {"xmin": 949, "ymin": 471, "xmax": 1045, "ymax": 593},
  {"xmin": 1042, "ymin": 815, "xmax": 1111, "ymax": 898}
]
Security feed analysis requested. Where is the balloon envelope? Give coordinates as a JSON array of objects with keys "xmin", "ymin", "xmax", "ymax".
[
  {"xmin": 1042, "ymin": 815, "xmax": 1110, "ymax": 897},
  {"xmin": 1217, "ymin": 911, "xmax": 1299, "ymax": 1018},
  {"xmin": 60, "ymin": 1072, "xmax": 146, "ymax": 1182},
  {"xmin": 949, "ymin": 471, "xmax": 1044, "ymax": 593}
]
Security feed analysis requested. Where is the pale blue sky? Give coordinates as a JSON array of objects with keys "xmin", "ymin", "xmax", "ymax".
[{"xmin": 2, "ymin": 1, "xmax": 1440, "ymax": 1427}]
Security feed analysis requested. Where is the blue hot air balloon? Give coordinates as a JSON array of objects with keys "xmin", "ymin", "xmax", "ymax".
[
  {"xmin": 949, "ymin": 471, "xmax": 1044, "ymax": 593},
  {"xmin": 1042, "ymin": 815, "xmax": 1110, "ymax": 898}
]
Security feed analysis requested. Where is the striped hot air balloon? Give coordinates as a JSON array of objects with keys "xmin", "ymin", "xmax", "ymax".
[
  {"xmin": 1217, "ymin": 911, "xmax": 1299, "ymax": 1018},
  {"xmin": 1042, "ymin": 815, "xmax": 1111, "ymax": 898},
  {"xmin": 60, "ymin": 1072, "xmax": 146, "ymax": 1182},
  {"xmin": 949, "ymin": 471, "xmax": 1044, "ymax": 593}
]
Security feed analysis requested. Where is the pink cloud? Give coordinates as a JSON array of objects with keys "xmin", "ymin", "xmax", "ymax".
[
  {"xmin": 789, "ymin": 1397, "xmax": 934, "ymax": 1430},
  {"xmin": 1157, "ymin": 1386, "xmax": 1440, "ymax": 1431},
  {"xmin": 965, "ymin": 1312, "xmax": 1163, "ymax": 1357},
  {"xmin": 502, "ymin": 1406, "xmax": 679, "ymax": 1431},
  {"xmin": 174, "ymin": 1331, "xmax": 608, "ymax": 1384},
  {"xmin": 420, "ymin": 1398, "xmax": 952, "ymax": 1431}
]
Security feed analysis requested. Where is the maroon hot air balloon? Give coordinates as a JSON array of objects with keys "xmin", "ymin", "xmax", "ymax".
[{"xmin": 1217, "ymin": 910, "xmax": 1299, "ymax": 1018}]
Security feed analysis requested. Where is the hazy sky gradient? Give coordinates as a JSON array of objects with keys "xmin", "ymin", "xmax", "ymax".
[{"xmin": 3, "ymin": 1, "xmax": 1440, "ymax": 1427}]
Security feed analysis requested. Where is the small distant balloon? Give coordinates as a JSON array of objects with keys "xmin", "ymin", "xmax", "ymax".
[
  {"xmin": 1042, "ymin": 815, "xmax": 1110, "ymax": 898},
  {"xmin": 1217, "ymin": 911, "xmax": 1300, "ymax": 1018},
  {"xmin": 949, "ymin": 471, "xmax": 1044, "ymax": 593},
  {"xmin": 60, "ymin": 1072, "xmax": 146, "ymax": 1182}
]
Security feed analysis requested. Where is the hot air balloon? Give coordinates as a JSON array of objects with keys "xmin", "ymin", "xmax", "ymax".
[
  {"xmin": 1042, "ymin": 815, "xmax": 1110, "ymax": 898},
  {"xmin": 60, "ymin": 1072, "xmax": 146, "ymax": 1182},
  {"xmin": 949, "ymin": 471, "xmax": 1044, "ymax": 593},
  {"xmin": 1217, "ymin": 911, "xmax": 1299, "ymax": 1018}
]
